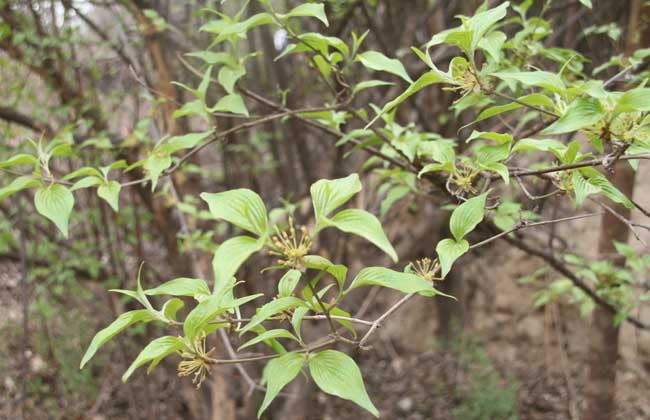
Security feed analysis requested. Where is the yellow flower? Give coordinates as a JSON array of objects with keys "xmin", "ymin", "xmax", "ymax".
[
  {"xmin": 177, "ymin": 336, "xmax": 215, "ymax": 389},
  {"xmin": 269, "ymin": 217, "xmax": 312, "ymax": 270},
  {"xmin": 413, "ymin": 257, "xmax": 441, "ymax": 282}
]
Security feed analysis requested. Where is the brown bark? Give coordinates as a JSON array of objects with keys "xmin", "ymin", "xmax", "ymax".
[
  {"xmin": 583, "ymin": 1, "xmax": 646, "ymax": 417},
  {"xmin": 583, "ymin": 162, "xmax": 635, "ymax": 420}
]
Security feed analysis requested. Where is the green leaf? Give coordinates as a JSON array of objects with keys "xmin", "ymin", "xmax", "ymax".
[
  {"xmin": 285, "ymin": 3, "xmax": 329, "ymax": 26},
  {"xmin": 238, "ymin": 328, "xmax": 298, "ymax": 352},
  {"xmin": 218, "ymin": 66, "xmax": 246, "ymax": 94},
  {"xmin": 542, "ymin": 97, "xmax": 605, "ymax": 135},
  {"xmin": 80, "ymin": 310, "xmax": 156, "ymax": 369},
  {"xmin": 34, "ymin": 184, "xmax": 74, "ymax": 238},
  {"xmin": 449, "ymin": 193, "xmax": 488, "ymax": 241},
  {"xmin": 478, "ymin": 30, "xmax": 506, "ymax": 62},
  {"xmin": 161, "ymin": 298, "xmax": 185, "ymax": 321},
  {"xmin": 308, "ymin": 350, "xmax": 379, "ymax": 417},
  {"xmin": 291, "ymin": 306, "xmax": 309, "ymax": 341},
  {"xmin": 0, "ymin": 176, "xmax": 39, "ymax": 200},
  {"xmin": 145, "ymin": 277, "xmax": 210, "ymax": 298},
  {"xmin": 369, "ymin": 70, "xmax": 448, "ymax": 126},
  {"xmin": 212, "ymin": 235, "xmax": 264, "ymax": 288},
  {"xmin": 122, "ymin": 336, "xmax": 185, "ymax": 382},
  {"xmin": 358, "ymin": 51, "xmax": 412, "ymax": 83},
  {"xmin": 572, "ymin": 171, "xmax": 600, "ymax": 206},
  {"xmin": 144, "ymin": 152, "xmax": 171, "ymax": 191},
  {"xmin": 201, "ymin": 189, "xmax": 268, "ymax": 235},
  {"xmin": 240, "ymin": 297, "xmax": 304, "ymax": 335},
  {"xmin": 347, "ymin": 267, "xmax": 434, "ymax": 295},
  {"xmin": 579, "ymin": 0, "xmax": 593, "ymax": 8},
  {"xmin": 614, "ymin": 88, "xmax": 650, "ymax": 114},
  {"xmin": 492, "ymin": 71, "xmax": 565, "ymax": 93},
  {"xmin": 0, "ymin": 154, "xmax": 37, "ymax": 168},
  {"xmin": 210, "ymin": 93, "xmax": 249, "ymax": 116},
  {"xmin": 278, "ymin": 269, "xmax": 302, "ymax": 297},
  {"xmin": 258, "ymin": 353, "xmax": 305, "ymax": 417},
  {"xmin": 468, "ymin": 2, "xmax": 510, "ymax": 51},
  {"xmin": 353, "ymin": 79, "xmax": 394, "ymax": 94},
  {"xmin": 183, "ymin": 294, "xmax": 231, "ymax": 341},
  {"xmin": 328, "ymin": 209, "xmax": 398, "ymax": 262},
  {"xmin": 303, "ymin": 255, "xmax": 348, "ymax": 289},
  {"xmin": 581, "ymin": 170, "xmax": 634, "ymax": 208},
  {"xmin": 97, "ymin": 181, "xmax": 121, "ymax": 211},
  {"xmin": 166, "ymin": 130, "xmax": 215, "ymax": 153},
  {"xmin": 436, "ymin": 238, "xmax": 469, "ymax": 277},
  {"xmin": 310, "ymin": 174, "xmax": 362, "ymax": 221},
  {"xmin": 512, "ymin": 138, "xmax": 566, "ymax": 153}
]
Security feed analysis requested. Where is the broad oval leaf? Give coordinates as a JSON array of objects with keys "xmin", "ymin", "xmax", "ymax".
[
  {"xmin": 542, "ymin": 97, "xmax": 605, "ymax": 135},
  {"xmin": 145, "ymin": 277, "xmax": 210, "ymax": 298},
  {"xmin": 80, "ymin": 310, "xmax": 156, "ymax": 369},
  {"xmin": 358, "ymin": 51, "xmax": 412, "ymax": 83},
  {"xmin": 436, "ymin": 238, "xmax": 469, "ymax": 277},
  {"xmin": 303, "ymin": 255, "xmax": 348, "ymax": 290},
  {"xmin": 308, "ymin": 350, "xmax": 379, "ymax": 417},
  {"xmin": 0, "ymin": 176, "xmax": 39, "ymax": 200},
  {"xmin": 347, "ymin": 267, "xmax": 434, "ymax": 295},
  {"xmin": 97, "ymin": 181, "xmax": 121, "ymax": 212},
  {"xmin": 449, "ymin": 193, "xmax": 488, "ymax": 241},
  {"xmin": 212, "ymin": 235, "xmax": 265, "ymax": 290},
  {"xmin": 258, "ymin": 353, "xmax": 305, "ymax": 417},
  {"xmin": 278, "ymin": 270, "xmax": 302, "ymax": 297},
  {"xmin": 183, "ymin": 294, "xmax": 231, "ymax": 341},
  {"xmin": 285, "ymin": 3, "xmax": 329, "ymax": 26},
  {"xmin": 201, "ymin": 189, "xmax": 268, "ymax": 236},
  {"xmin": 122, "ymin": 336, "xmax": 185, "ymax": 382},
  {"xmin": 240, "ymin": 296, "xmax": 304, "ymax": 335},
  {"xmin": 34, "ymin": 184, "xmax": 75, "ymax": 238},
  {"xmin": 238, "ymin": 328, "xmax": 298, "ymax": 352},
  {"xmin": 329, "ymin": 209, "xmax": 398, "ymax": 262},
  {"xmin": 310, "ymin": 174, "xmax": 362, "ymax": 221}
]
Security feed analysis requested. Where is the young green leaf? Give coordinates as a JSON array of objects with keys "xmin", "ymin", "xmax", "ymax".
[
  {"xmin": 358, "ymin": 51, "xmax": 412, "ymax": 83},
  {"xmin": 278, "ymin": 269, "xmax": 302, "ymax": 297},
  {"xmin": 303, "ymin": 255, "xmax": 348, "ymax": 290},
  {"xmin": 34, "ymin": 184, "xmax": 75, "ymax": 238},
  {"xmin": 161, "ymin": 298, "xmax": 185, "ymax": 321},
  {"xmin": 0, "ymin": 154, "xmax": 37, "ymax": 168},
  {"xmin": 310, "ymin": 174, "xmax": 362, "ymax": 221},
  {"xmin": 542, "ymin": 97, "xmax": 605, "ymax": 135},
  {"xmin": 165, "ymin": 130, "xmax": 215, "ymax": 153},
  {"xmin": 572, "ymin": 171, "xmax": 601, "ymax": 207},
  {"xmin": 308, "ymin": 350, "xmax": 379, "ymax": 417},
  {"xmin": 238, "ymin": 328, "xmax": 298, "ymax": 352},
  {"xmin": 258, "ymin": 353, "xmax": 305, "ymax": 417},
  {"xmin": 328, "ymin": 209, "xmax": 398, "ymax": 262},
  {"xmin": 210, "ymin": 93, "xmax": 249, "ymax": 116},
  {"xmin": 97, "ymin": 181, "xmax": 121, "ymax": 212},
  {"xmin": 285, "ymin": 3, "xmax": 329, "ymax": 26},
  {"xmin": 80, "ymin": 310, "xmax": 156, "ymax": 369},
  {"xmin": 368, "ymin": 70, "xmax": 449, "ymax": 127},
  {"xmin": 449, "ymin": 192, "xmax": 488, "ymax": 241},
  {"xmin": 0, "ymin": 176, "xmax": 39, "ymax": 200},
  {"xmin": 122, "ymin": 336, "xmax": 185, "ymax": 382},
  {"xmin": 144, "ymin": 152, "xmax": 172, "ymax": 191},
  {"xmin": 436, "ymin": 238, "xmax": 469, "ymax": 277},
  {"xmin": 347, "ymin": 267, "xmax": 434, "ymax": 295},
  {"xmin": 183, "ymin": 294, "xmax": 232, "ymax": 341},
  {"xmin": 145, "ymin": 277, "xmax": 210, "ymax": 298},
  {"xmin": 212, "ymin": 236, "xmax": 265, "ymax": 288},
  {"xmin": 239, "ymin": 297, "xmax": 304, "ymax": 335},
  {"xmin": 201, "ymin": 189, "xmax": 268, "ymax": 236}
]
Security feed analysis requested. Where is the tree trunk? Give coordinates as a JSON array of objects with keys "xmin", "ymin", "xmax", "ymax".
[
  {"xmin": 582, "ymin": 161, "xmax": 635, "ymax": 420},
  {"xmin": 583, "ymin": 1, "xmax": 646, "ymax": 417}
]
